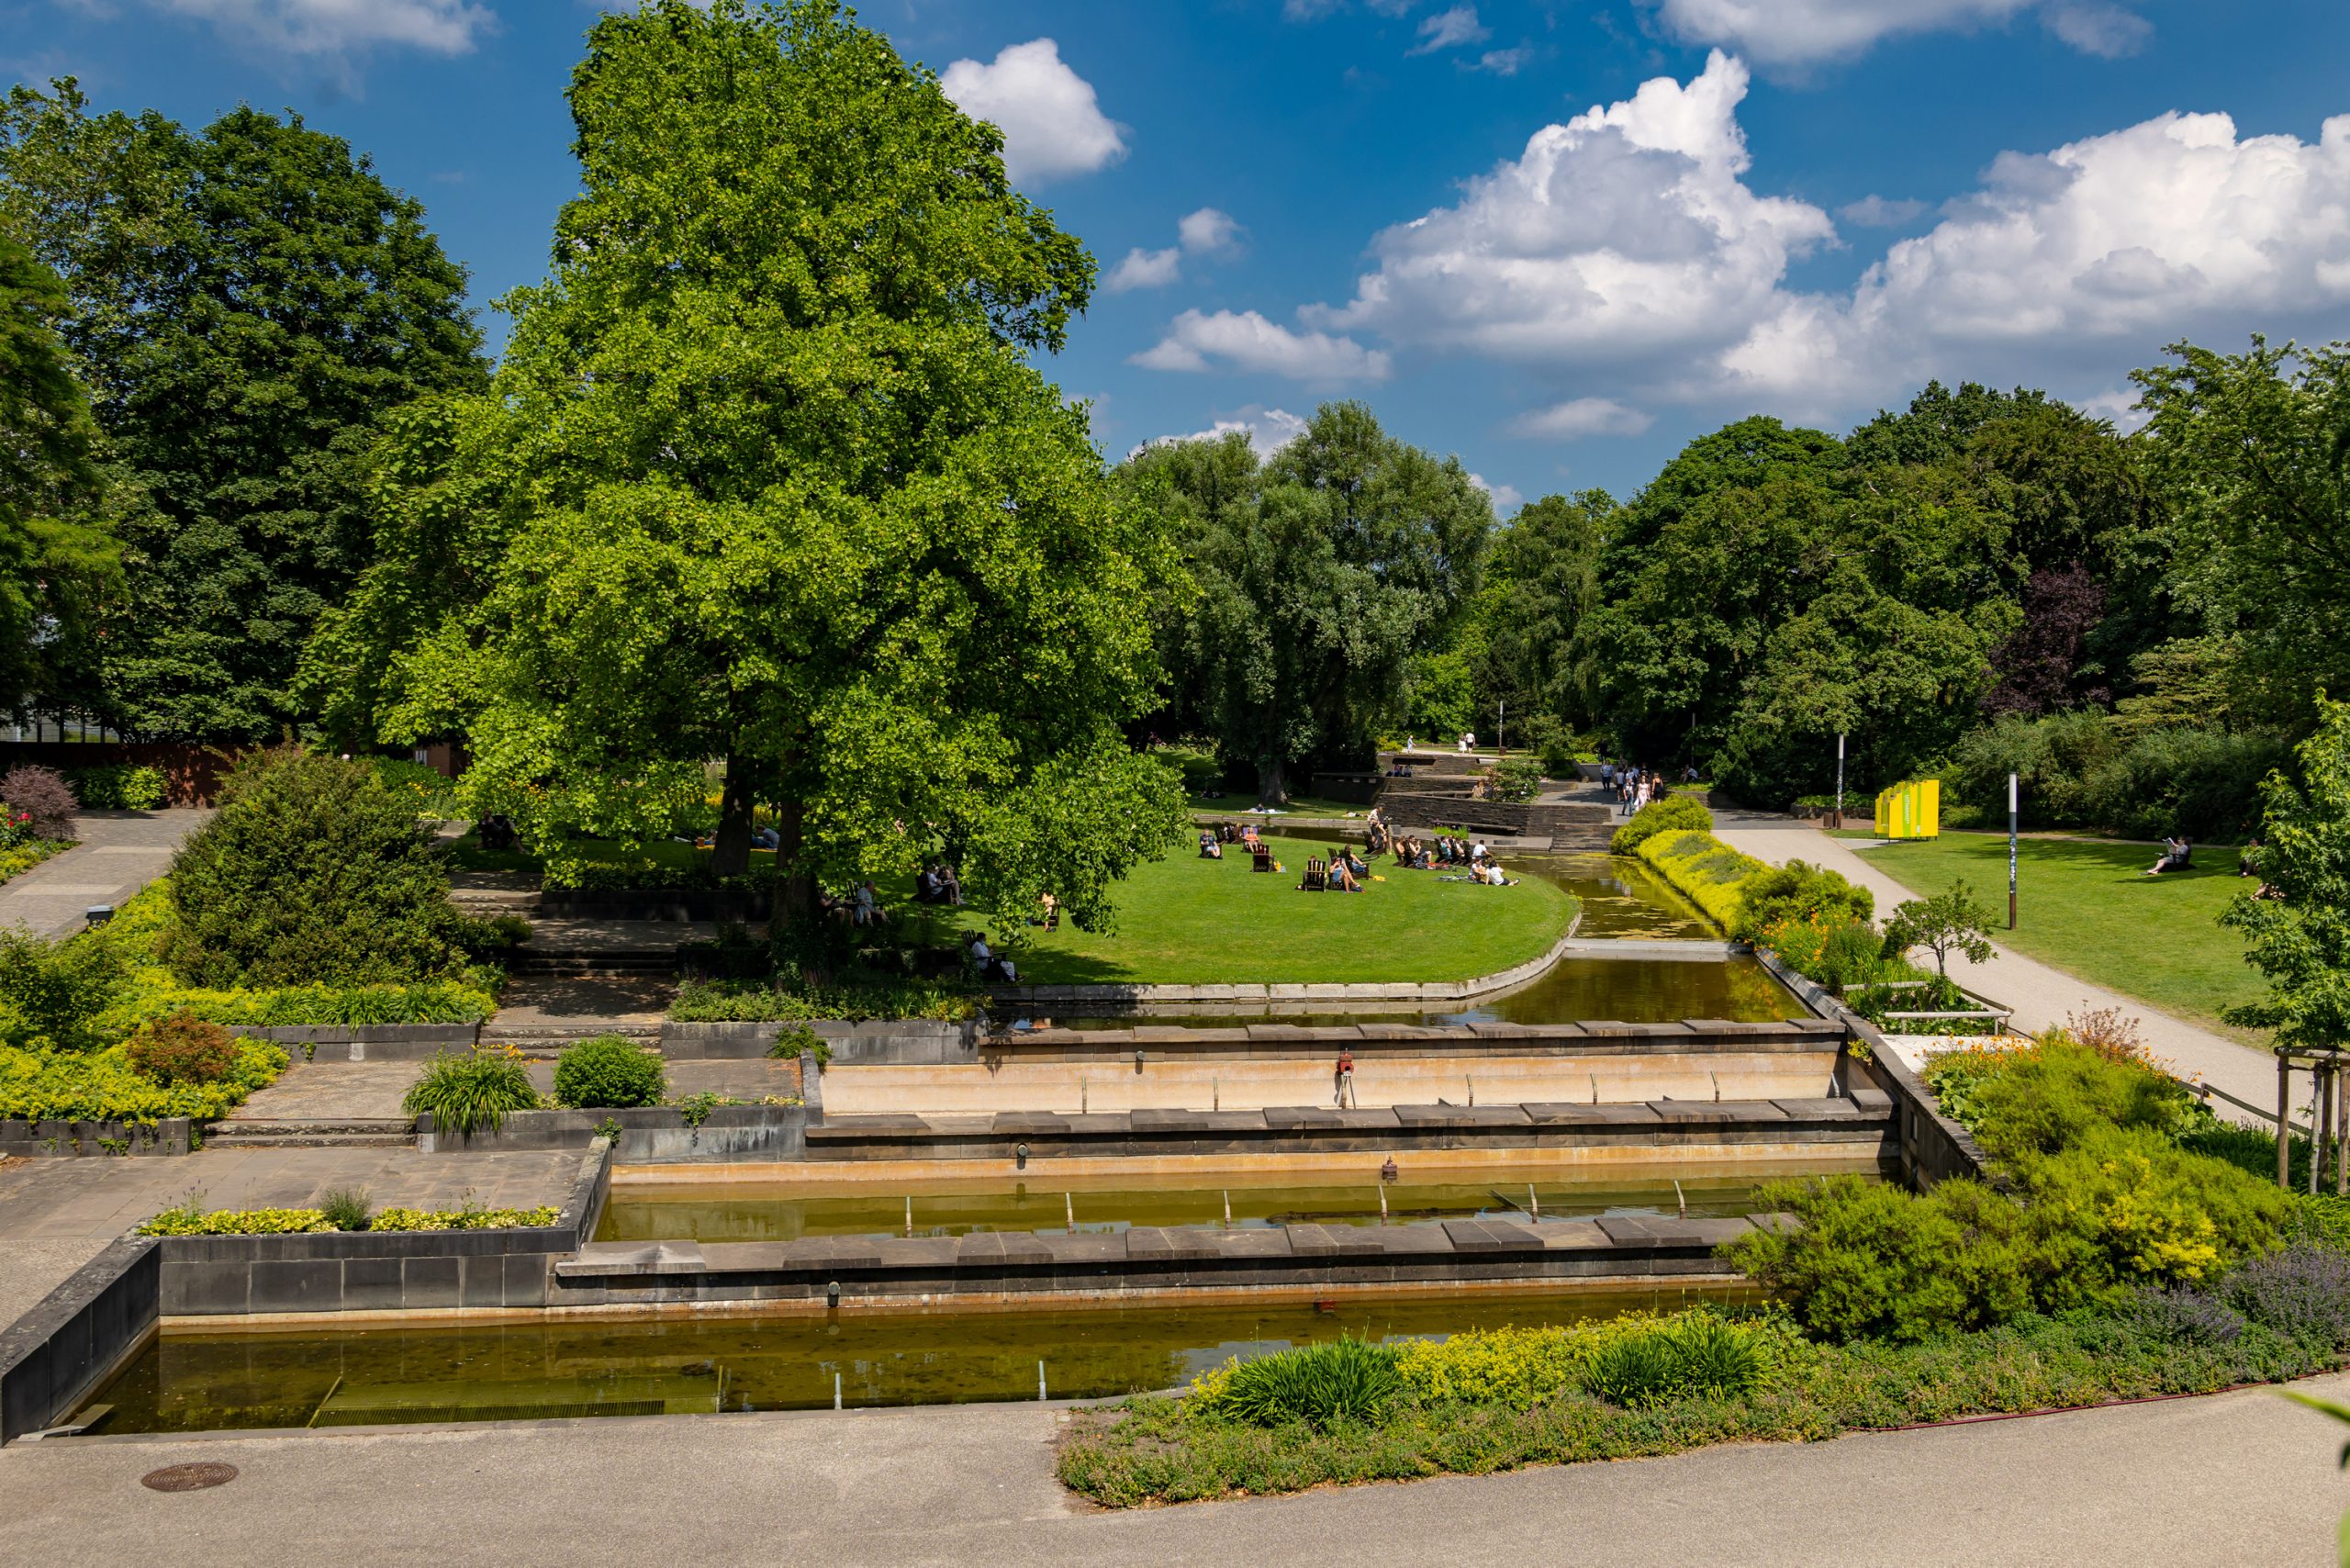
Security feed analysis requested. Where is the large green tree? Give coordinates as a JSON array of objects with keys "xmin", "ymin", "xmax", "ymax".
[
  {"xmin": 337, "ymin": 0, "xmax": 1184, "ymax": 933},
  {"xmin": 2134, "ymin": 335, "xmax": 2350, "ymax": 728},
  {"xmin": 1464, "ymin": 488, "xmax": 1608, "ymax": 739},
  {"xmin": 1126, "ymin": 402, "xmax": 1492, "ymax": 803},
  {"xmin": 2222, "ymin": 696, "xmax": 2350, "ymax": 1052},
  {"xmin": 0, "ymin": 233, "xmax": 116, "ymax": 715},
  {"xmin": 0, "ymin": 81, "xmax": 484, "ymax": 739}
]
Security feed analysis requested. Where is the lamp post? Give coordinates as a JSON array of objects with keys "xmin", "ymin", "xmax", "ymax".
[
  {"xmin": 1832, "ymin": 732, "xmax": 1845, "ymax": 830},
  {"xmin": 2008, "ymin": 772, "xmax": 2019, "ymax": 930}
]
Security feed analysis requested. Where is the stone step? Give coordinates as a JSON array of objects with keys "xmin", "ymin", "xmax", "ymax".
[
  {"xmin": 507, "ymin": 952, "xmax": 677, "ymax": 976},
  {"xmin": 206, "ymin": 1118, "xmax": 417, "ymax": 1149}
]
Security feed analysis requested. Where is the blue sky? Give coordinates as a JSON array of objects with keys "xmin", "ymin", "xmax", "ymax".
[{"xmin": 7, "ymin": 0, "xmax": 2349, "ymax": 508}]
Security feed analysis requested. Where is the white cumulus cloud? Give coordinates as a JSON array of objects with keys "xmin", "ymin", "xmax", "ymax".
[
  {"xmin": 1718, "ymin": 107, "xmax": 2350, "ymax": 409},
  {"xmin": 1467, "ymin": 472, "xmax": 1525, "ymax": 515},
  {"xmin": 1135, "ymin": 404, "xmax": 1312, "ymax": 459},
  {"xmin": 1307, "ymin": 51, "xmax": 1835, "ymax": 364},
  {"xmin": 156, "ymin": 0, "xmax": 492, "ymax": 62},
  {"xmin": 1641, "ymin": 0, "xmax": 2150, "ymax": 66},
  {"xmin": 1104, "ymin": 207, "xmax": 1248, "ymax": 294},
  {"xmin": 940, "ymin": 39, "xmax": 1127, "ymax": 185},
  {"xmin": 1409, "ymin": 4, "xmax": 1488, "ymax": 53},
  {"xmin": 1177, "ymin": 207, "xmax": 1246, "ymax": 257},
  {"xmin": 1132, "ymin": 309, "xmax": 1391, "ymax": 382},
  {"xmin": 1509, "ymin": 398, "xmax": 1656, "ymax": 440}
]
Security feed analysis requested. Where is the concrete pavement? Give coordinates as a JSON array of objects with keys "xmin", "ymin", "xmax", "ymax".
[
  {"xmin": 0, "ymin": 808, "xmax": 208, "ymax": 937},
  {"xmin": 3, "ymin": 1369, "xmax": 2344, "ymax": 1565},
  {"xmin": 1711, "ymin": 811, "xmax": 2281, "ymax": 1114}
]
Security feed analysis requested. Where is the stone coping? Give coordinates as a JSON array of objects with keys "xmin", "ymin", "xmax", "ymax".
[
  {"xmin": 547, "ymin": 1212, "xmax": 1777, "ymax": 1306},
  {"xmin": 798, "ymin": 1092, "xmax": 1895, "ymax": 1162},
  {"xmin": 0, "ymin": 1117, "xmax": 192, "ymax": 1158},
  {"xmin": 978, "ymin": 1017, "xmax": 1847, "ymax": 1057},
  {"xmin": 993, "ymin": 909, "xmax": 1594, "ymax": 1007}
]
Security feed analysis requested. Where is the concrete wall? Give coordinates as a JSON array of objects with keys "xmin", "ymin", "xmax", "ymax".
[
  {"xmin": 155, "ymin": 1141, "xmax": 612, "ymax": 1320},
  {"xmin": 1750, "ymin": 949, "xmax": 1996, "ymax": 1188},
  {"xmin": 0, "ymin": 1117, "xmax": 191, "ymax": 1158},
  {"xmin": 661, "ymin": 1020, "xmax": 978, "ymax": 1065},
  {"xmin": 420, "ymin": 1104, "xmax": 810, "ymax": 1163},
  {"xmin": 820, "ymin": 1049, "xmax": 1844, "ymax": 1117},
  {"xmin": 0, "ymin": 1238, "xmax": 160, "ymax": 1442},
  {"xmin": 231, "ymin": 1023, "xmax": 480, "ymax": 1062}
]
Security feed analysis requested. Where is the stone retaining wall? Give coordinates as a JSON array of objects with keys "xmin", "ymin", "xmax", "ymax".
[
  {"xmin": 230, "ymin": 1023, "xmax": 481, "ymax": 1061},
  {"xmin": 549, "ymin": 1213, "xmax": 1767, "ymax": 1311},
  {"xmin": 419, "ymin": 1104, "xmax": 811, "ymax": 1164},
  {"xmin": 0, "ymin": 1238, "xmax": 159, "ymax": 1442},
  {"xmin": 0, "ymin": 1117, "xmax": 192, "ymax": 1158}
]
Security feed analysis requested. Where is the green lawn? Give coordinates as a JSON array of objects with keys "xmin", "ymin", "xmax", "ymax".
[
  {"xmin": 1840, "ymin": 831, "xmax": 2267, "ymax": 1039},
  {"xmin": 1013, "ymin": 834, "xmax": 1577, "ymax": 985}
]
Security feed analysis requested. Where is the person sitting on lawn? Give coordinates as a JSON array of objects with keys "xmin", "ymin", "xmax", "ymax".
[
  {"xmin": 1200, "ymin": 828, "xmax": 1223, "ymax": 858},
  {"xmin": 1478, "ymin": 859, "xmax": 1516, "ymax": 887},
  {"xmin": 852, "ymin": 880, "xmax": 884, "ymax": 925},
  {"xmin": 2145, "ymin": 835, "xmax": 2190, "ymax": 876},
  {"xmin": 916, "ymin": 866, "xmax": 943, "ymax": 902},
  {"xmin": 967, "ymin": 932, "xmax": 1016, "ymax": 982},
  {"xmin": 2239, "ymin": 837, "xmax": 2262, "ymax": 878},
  {"xmin": 1339, "ymin": 846, "xmax": 1370, "ymax": 880},
  {"xmin": 1032, "ymin": 890, "xmax": 1059, "ymax": 929},
  {"xmin": 1471, "ymin": 839, "xmax": 1490, "ymax": 865},
  {"xmin": 1333, "ymin": 858, "xmax": 1362, "ymax": 892}
]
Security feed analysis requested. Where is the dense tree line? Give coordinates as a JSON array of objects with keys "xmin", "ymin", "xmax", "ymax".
[{"xmin": 3, "ymin": 0, "xmax": 2342, "ymax": 954}]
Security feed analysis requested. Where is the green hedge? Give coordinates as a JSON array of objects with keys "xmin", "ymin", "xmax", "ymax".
[
  {"xmin": 1608, "ymin": 794, "xmax": 1713, "ymax": 855},
  {"xmin": 1634, "ymin": 829, "xmax": 1767, "ymax": 933},
  {"xmin": 0, "ymin": 1037, "xmax": 287, "ymax": 1126},
  {"xmin": 62, "ymin": 764, "xmax": 169, "ymax": 812}
]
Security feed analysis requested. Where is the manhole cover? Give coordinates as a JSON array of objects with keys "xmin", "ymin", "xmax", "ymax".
[{"xmin": 140, "ymin": 1462, "xmax": 238, "ymax": 1493}]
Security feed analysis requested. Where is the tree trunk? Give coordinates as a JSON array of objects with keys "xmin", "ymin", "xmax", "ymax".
[
  {"xmin": 1257, "ymin": 754, "xmax": 1290, "ymax": 809},
  {"xmin": 773, "ymin": 792, "xmax": 818, "ymax": 933},
  {"xmin": 711, "ymin": 760, "xmax": 753, "ymax": 879}
]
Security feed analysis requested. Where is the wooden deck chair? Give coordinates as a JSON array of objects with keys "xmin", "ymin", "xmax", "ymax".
[
  {"xmin": 1299, "ymin": 857, "xmax": 1328, "ymax": 891},
  {"xmin": 1251, "ymin": 842, "xmax": 1274, "ymax": 873}
]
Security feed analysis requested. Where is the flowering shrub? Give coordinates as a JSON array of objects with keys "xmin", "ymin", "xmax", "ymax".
[
  {"xmin": 0, "ymin": 765, "xmax": 76, "ymax": 841},
  {"xmin": 0, "ymin": 1038, "xmax": 287, "ymax": 1125},
  {"xmin": 371, "ymin": 1204, "xmax": 558, "ymax": 1231},
  {"xmin": 1634, "ymin": 828, "xmax": 1766, "ymax": 931}
]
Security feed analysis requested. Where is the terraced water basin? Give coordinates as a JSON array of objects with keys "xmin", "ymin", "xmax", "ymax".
[
  {"xmin": 90, "ymin": 1285, "xmax": 1753, "ymax": 1432},
  {"xmin": 1051, "ymin": 951, "xmax": 1805, "ymax": 1031},
  {"xmin": 594, "ymin": 1166, "xmax": 1806, "ymax": 1245}
]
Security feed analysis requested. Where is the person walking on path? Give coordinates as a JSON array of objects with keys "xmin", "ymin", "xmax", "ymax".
[{"xmin": 1334, "ymin": 1047, "xmax": 1357, "ymax": 1108}]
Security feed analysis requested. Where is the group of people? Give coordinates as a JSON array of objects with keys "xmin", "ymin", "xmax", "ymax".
[
  {"xmin": 913, "ymin": 861, "xmax": 964, "ymax": 904},
  {"xmin": 815, "ymin": 879, "xmax": 889, "ymax": 927},
  {"xmin": 1316, "ymin": 846, "xmax": 1373, "ymax": 892},
  {"xmin": 1198, "ymin": 820, "xmax": 1265, "ymax": 858},
  {"xmin": 1601, "ymin": 761, "xmax": 1661, "ymax": 815},
  {"xmin": 1388, "ymin": 832, "xmax": 1514, "ymax": 885}
]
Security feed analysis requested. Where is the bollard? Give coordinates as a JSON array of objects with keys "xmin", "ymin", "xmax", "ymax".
[
  {"xmin": 1080, "ymin": 1075, "xmax": 1088, "ymax": 1114},
  {"xmin": 1213, "ymin": 1074, "xmax": 1220, "ymax": 1112},
  {"xmin": 834, "ymin": 1372, "xmax": 842, "ymax": 1411},
  {"xmin": 1066, "ymin": 1192, "xmax": 1075, "ymax": 1231},
  {"xmin": 1466, "ymin": 1072, "xmax": 1475, "ymax": 1108},
  {"xmin": 1528, "ymin": 1184, "xmax": 1539, "ymax": 1223},
  {"xmin": 905, "ymin": 1196, "xmax": 913, "ymax": 1238},
  {"xmin": 1710, "ymin": 1071, "xmax": 1720, "ymax": 1103},
  {"xmin": 1038, "ymin": 1361, "xmax": 1047, "ymax": 1401},
  {"xmin": 1223, "ymin": 1190, "xmax": 1232, "ymax": 1227},
  {"xmin": 1378, "ymin": 1183, "xmax": 1389, "ymax": 1224},
  {"xmin": 1590, "ymin": 1072, "xmax": 1599, "ymax": 1105},
  {"xmin": 1673, "ymin": 1179, "xmax": 1687, "ymax": 1218}
]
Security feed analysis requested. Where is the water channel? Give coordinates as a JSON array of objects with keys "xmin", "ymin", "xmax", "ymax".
[{"xmin": 91, "ymin": 1284, "xmax": 1756, "ymax": 1434}]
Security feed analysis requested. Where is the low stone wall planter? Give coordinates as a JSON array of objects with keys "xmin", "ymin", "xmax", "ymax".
[
  {"xmin": 0, "ymin": 1238, "xmax": 160, "ymax": 1442},
  {"xmin": 419, "ymin": 1103, "xmax": 811, "ymax": 1164},
  {"xmin": 229, "ymin": 1023, "xmax": 481, "ymax": 1061},
  {"xmin": 658, "ymin": 1018, "xmax": 978, "ymax": 1065},
  {"xmin": 0, "ymin": 1117, "xmax": 191, "ymax": 1158}
]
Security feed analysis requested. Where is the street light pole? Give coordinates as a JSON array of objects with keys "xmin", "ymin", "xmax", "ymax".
[
  {"xmin": 1833, "ymin": 733, "xmax": 1845, "ymax": 830},
  {"xmin": 2008, "ymin": 771, "xmax": 2020, "ymax": 930}
]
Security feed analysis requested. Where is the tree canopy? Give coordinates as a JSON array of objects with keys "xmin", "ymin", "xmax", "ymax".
[
  {"xmin": 334, "ymin": 0, "xmax": 1184, "ymax": 934},
  {"xmin": 0, "ymin": 81, "xmax": 485, "ymax": 740},
  {"xmin": 0, "ymin": 233, "xmax": 114, "ymax": 717},
  {"xmin": 1125, "ymin": 401, "xmax": 1491, "ymax": 802}
]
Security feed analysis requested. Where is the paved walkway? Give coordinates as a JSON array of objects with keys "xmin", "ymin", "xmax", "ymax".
[
  {"xmin": 0, "ymin": 809, "xmax": 208, "ymax": 937},
  {"xmin": 226, "ymin": 1058, "xmax": 801, "ymax": 1121},
  {"xmin": 1711, "ymin": 812, "xmax": 2279, "ymax": 1113},
  {"xmin": 3, "ymin": 1370, "xmax": 2343, "ymax": 1564}
]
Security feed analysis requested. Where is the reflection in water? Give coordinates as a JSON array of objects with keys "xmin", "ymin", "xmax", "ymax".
[
  {"xmin": 597, "ymin": 1170, "xmax": 1780, "ymax": 1244},
  {"xmin": 94, "ymin": 1286, "xmax": 1753, "ymax": 1433}
]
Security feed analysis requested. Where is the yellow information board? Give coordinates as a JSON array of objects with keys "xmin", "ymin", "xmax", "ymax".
[{"xmin": 1874, "ymin": 778, "xmax": 1941, "ymax": 840}]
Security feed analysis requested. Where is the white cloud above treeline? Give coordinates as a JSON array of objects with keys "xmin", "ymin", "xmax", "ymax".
[
  {"xmin": 1105, "ymin": 207, "xmax": 1247, "ymax": 294},
  {"xmin": 1640, "ymin": 0, "xmax": 2151, "ymax": 66},
  {"xmin": 149, "ymin": 0, "xmax": 493, "ymax": 65},
  {"xmin": 939, "ymin": 38, "xmax": 1126, "ymax": 185},
  {"xmin": 1132, "ymin": 309, "xmax": 1392, "ymax": 382},
  {"xmin": 1248, "ymin": 49, "xmax": 2350, "ymax": 431}
]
